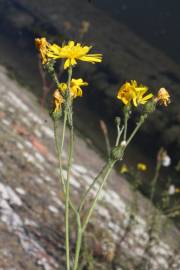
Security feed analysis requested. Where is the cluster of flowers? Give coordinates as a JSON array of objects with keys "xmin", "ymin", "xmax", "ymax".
[
  {"xmin": 35, "ymin": 37, "xmax": 170, "ymax": 114},
  {"xmin": 35, "ymin": 38, "xmax": 102, "ymax": 113},
  {"xmin": 120, "ymin": 162, "xmax": 147, "ymax": 174},
  {"xmin": 117, "ymin": 80, "xmax": 153, "ymax": 107},
  {"xmin": 117, "ymin": 81, "xmax": 170, "ymax": 107}
]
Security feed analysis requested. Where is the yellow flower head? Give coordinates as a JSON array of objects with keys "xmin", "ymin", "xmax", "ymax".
[
  {"xmin": 59, "ymin": 78, "xmax": 88, "ymax": 98},
  {"xmin": 35, "ymin": 37, "xmax": 51, "ymax": 64},
  {"xmin": 53, "ymin": 89, "xmax": 64, "ymax": 112},
  {"xmin": 117, "ymin": 81, "xmax": 136, "ymax": 106},
  {"xmin": 156, "ymin": 88, "xmax": 170, "ymax": 106},
  {"xmin": 47, "ymin": 40, "xmax": 102, "ymax": 69},
  {"xmin": 117, "ymin": 80, "xmax": 153, "ymax": 107},
  {"xmin": 132, "ymin": 81, "xmax": 153, "ymax": 106},
  {"xmin": 137, "ymin": 163, "xmax": 147, "ymax": 171},
  {"xmin": 120, "ymin": 164, "xmax": 129, "ymax": 174}
]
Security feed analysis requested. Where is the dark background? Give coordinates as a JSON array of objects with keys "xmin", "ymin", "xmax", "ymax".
[{"xmin": 94, "ymin": 0, "xmax": 180, "ymax": 65}]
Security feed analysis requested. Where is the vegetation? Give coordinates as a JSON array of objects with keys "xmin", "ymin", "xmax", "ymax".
[{"xmin": 35, "ymin": 37, "xmax": 179, "ymax": 270}]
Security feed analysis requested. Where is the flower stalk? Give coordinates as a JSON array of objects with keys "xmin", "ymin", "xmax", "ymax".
[{"xmin": 64, "ymin": 66, "xmax": 73, "ymax": 270}]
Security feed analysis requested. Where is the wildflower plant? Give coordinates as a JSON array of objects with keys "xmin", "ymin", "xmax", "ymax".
[{"xmin": 35, "ymin": 37, "xmax": 170, "ymax": 270}]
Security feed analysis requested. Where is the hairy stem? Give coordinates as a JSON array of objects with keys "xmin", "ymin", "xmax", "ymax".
[
  {"xmin": 53, "ymin": 120, "xmax": 66, "ymax": 193},
  {"xmin": 126, "ymin": 114, "xmax": 147, "ymax": 146},
  {"xmin": 73, "ymin": 213, "xmax": 82, "ymax": 270},
  {"xmin": 78, "ymin": 162, "xmax": 110, "ymax": 213},
  {"xmin": 82, "ymin": 159, "xmax": 115, "ymax": 232},
  {"xmin": 123, "ymin": 111, "xmax": 129, "ymax": 141},
  {"xmin": 65, "ymin": 66, "xmax": 73, "ymax": 270}
]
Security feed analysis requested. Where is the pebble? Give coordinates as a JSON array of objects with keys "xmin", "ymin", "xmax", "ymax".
[
  {"xmin": 48, "ymin": 205, "xmax": 59, "ymax": 214},
  {"xmin": 15, "ymin": 187, "xmax": 26, "ymax": 195}
]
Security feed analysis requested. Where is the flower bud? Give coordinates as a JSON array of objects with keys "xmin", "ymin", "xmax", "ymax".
[
  {"xmin": 110, "ymin": 146, "xmax": 124, "ymax": 161},
  {"xmin": 115, "ymin": 116, "xmax": 121, "ymax": 127},
  {"xmin": 121, "ymin": 140, "xmax": 127, "ymax": 147},
  {"xmin": 50, "ymin": 109, "xmax": 62, "ymax": 121},
  {"xmin": 157, "ymin": 148, "xmax": 171, "ymax": 167},
  {"xmin": 162, "ymin": 155, "xmax": 171, "ymax": 167},
  {"xmin": 144, "ymin": 100, "xmax": 156, "ymax": 114}
]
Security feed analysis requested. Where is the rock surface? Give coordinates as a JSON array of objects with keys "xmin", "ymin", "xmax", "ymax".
[{"xmin": 0, "ymin": 63, "xmax": 179, "ymax": 270}]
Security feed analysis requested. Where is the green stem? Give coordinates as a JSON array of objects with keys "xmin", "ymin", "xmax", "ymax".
[
  {"xmin": 79, "ymin": 119, "xmax": 124, "ymax": 213},
  {"xmin": 65, "ymin": 67, "xmax": 73, "ymax": 270},
  {"xmin": 82, "ymin": 159, "xmax": 115, "ymax": 232},
  {"xmin": 116, "ymin": 126, "xmax": 124, "ymax": 146},
  {"xmin": 61, "ymin": 111, "xmax": 67, "ymax": 156},
  {"xmin": 126, "ymin": 114, "xmax": 147, "ymax": 146},
  {"xmin": 51, "ymin": 67, "xmax": 66, "ymax": 191},
  {"xmin": 73, "ymin": 213, "xmax": 82, "ymax": 270},
  {"xmin": 53, "ymin": 120, "xmax": 66, "ymax": 193},
  {"xmin": 52, "ymin": 70, "xmax": 60, "ymax": 87},
  {"xmin": 73, "ymin": 159, "xmax": 116, "ymax": 269},
  {"xmin": 54, "ymin": 117, "xmax": 77, "ymax": 212},
  {"xmin": 72, "ymin": 160, "xmax": 115, "ymax": 269},
  {"xmin": 78, "ymin": 161, "xmax": 112, "ymax": 213},
  {"xmin": 65, "ymin": 125, "xmax": 73, "ymax": 270},
  {"xmin": 51, "ymin": 66, "xmax": 66, "ymax": 193},
  {"xmin": 123, "ymin": 111, "xmax": 129, "ymax": 141}
]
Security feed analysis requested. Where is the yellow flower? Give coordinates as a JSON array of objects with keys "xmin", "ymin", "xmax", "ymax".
[
  {"xmin": 117, "ymin": 80, "xmax": 153, "ymax": 107},
  {"xmin": 120, "ymin": 164, "xmax": 129, "ymax": 174},
  {"xmin": 53, "ymin": 89, "xmax": 64, "ymax": 112},
  {"xmin": 70, "ymin": 78, "xmax": 88, "ymax": 97},
  {"xmin": 137, "ymin": 163, "xmax": 147, "ymax": 171},
  {"xmin": 131, "ymin": 81, "xmax": 153, "ymax": 106},
  {"xmin": 35, "ymin": 37, "xmax": 51, "ymax": 64},
  {"xmin": 59, "ymin": 78, "xmax": 88, "ymax": 98},
  {"xmin": 117, "ymin": 82, "xmax": 136, "ymax": 106},
  {"xmin": 58, "ymin": 83, "xmax": 67, "ymax": 93},
  {"xmin": 47, "ymin": 40, "xmax": 102, "ymax": 69},
  {"xmin": 156, "ymin": 88, "xmax": 170, "ymax": 106}
]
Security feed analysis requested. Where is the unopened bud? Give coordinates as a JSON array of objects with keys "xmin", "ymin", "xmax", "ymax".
[
  {"xmin": 121, "ymin": 140, "xmax": 127, "ymax": 147},
  {"xmin": 115, "ymin": 116, "xmax": 121, "ymax": 126},
  {"xmin": 144, "ymin": 100, "xmax": 156, "ymax": 114},
  {"xmin": 162, "ymin": 155, "xmax": 171, "ymax": 167},
  {"xmin": 111, "ymin": 146, "xmax": 124, "ymax": 161},
  {"xmin": 157, "ymin": 148, "xmax": 171, "ymax": 167},
  {"xmin": 50, "ymin": 109, "xmax": 62, "ymax": 121}
]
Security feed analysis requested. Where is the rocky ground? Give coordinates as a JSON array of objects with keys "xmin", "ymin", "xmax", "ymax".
[{"xmin": 0, "ymin": 63, "xmax": 179, "ymax": 269}]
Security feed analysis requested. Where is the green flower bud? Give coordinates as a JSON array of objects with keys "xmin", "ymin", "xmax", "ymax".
[
  {"xmin": 50, "ymin": 109, "xmax": 62, "ymax": 121},
  {"xmin": 110, "ymin": 146, "xmax": 124, "ymax": 161},
  {"xmin": 144, "ymin": 100, "xmax": 156, "ymax": 114}
]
